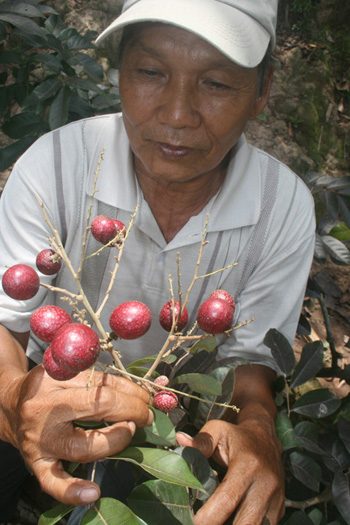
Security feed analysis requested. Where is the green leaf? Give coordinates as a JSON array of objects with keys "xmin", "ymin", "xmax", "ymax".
[
  {"xmin": 288, "ymin": 451, "xmax": 322, "ymax": 492},
  {"xmin": 263, "ymin": 328, "xmax": 295, "ymax": 376},
  {"xmin": 0, "ymin": 3, "xmax": 44, "ymax": 18},
  {"xmin": 338, "ymin": 416, "xmax": 350, "ymax": 455},
  {"xmin": 189, "ymin": 336, "xmax": 217, "ymax": 354},
  {"xmin": 128, "ymin": 480, "xmax": 194, "ymax": 525},
  {"xmin": 29, "ymin": 53, "xmax": 61, "ymax": 72},
  {"xmin": 48, "ymin": 85, "xmax": 71, "ymax": 129},
  {"xmin": 125, "ymin": 366, "xmax": 158, "ymax": 378},
  {"xmin": 172, "ymin": 372, "xmax": 222, "ymax": 396},
  {"xmin": 190, "ymin": 366, "xmax": 236, "ymax": 428},
  {"xmin": 0, "ymin": 135, "xmax": 36, "ymax": 171},
  {"xmin": 294, "ymin": 421, "xmax": 326, "ymax": 456},
  {"xmin": 81, "ymin": 497, "xmax": 148, "ymax": 525},
  {"xmin": 0, "ymin": 13, "xmax": 43, "ymax": 36},
  {"xmin": 75, "ymin": 52, "xmax": 103, "ymax": 82},
  {"xmin": 44, "ymin": 14, "xmax": 66, "ymax": 37},
  {"xmin": 314, "ymin": 233, "xmax": 327, "ymax": 264},
  {"xmin": 111, "ymin": 447, "xmax": 204, "ymax": 492},
  {"xmin": 332, "ymin": 472, "xmax": 350, "ymax": 525},
  {"xmin": 2, "ymin": 112, "xmax": 45, "ymax": 138},
  {"xmin": 291, "ymin": 388, "xmax": 341, "ymax": 418},
  {"xmin": 132, "ymin": 408, "xmax": 177, "ymax": 447},
  {"xmin": 173, "ymin": 446, "xmax": 218, "ymax": 502},
  {"xmin": 38, "ymin": 502, "xmax": 75, "ymax": 524},
  {"xmin": 322, "ymin": 235, "xmax": 350, "ymax": 265},
  {"xmin": 275, "ymin": 411, "xmax": 300, "ymax": 451},
  {"xmin": 284, "ymin": 511, "xmax": 315, "ymax": 524},
  {"xmin": 31, "ymin": 76, "xmax": 62, "ymax": 100},
  {"xmin": 58, "ymin": 27, "xmax": 96, "ymax": 49},
  {"xmin": 67, "ymin": 76, "xmax": 105, "ymax": 95},
  {"xmin": 290, "ymin": 341, "xmax": 324, "ymax": 388},
  {"xmin": 330, "ymin": 222, "xmax": 350, "ymax": 241},
  {"xmin": 127, "ymin": 354, "xmax": 176, "ymax": 368}
]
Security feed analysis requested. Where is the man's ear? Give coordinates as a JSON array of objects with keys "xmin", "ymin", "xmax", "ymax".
[{"xmin": 250, "ymin": 64, "xmax": 274, "ymax": 118}]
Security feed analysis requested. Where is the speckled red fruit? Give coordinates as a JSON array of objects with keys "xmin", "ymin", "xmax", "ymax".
[
  {"xmin": 154, "ymin": 375, "xmax": 169, "ymax": 391},
  {"xmin": 36, "ymin": 249, "xmax": 62, "ymax": 275},
  {"xmin": 51, "ymin": 323, "xmax": 100, "ymax": 372},
  {"xmin": 91, "ymin": 215, "xmax": 117, "ymax": 245},
  {"xmin": 209, "ymin": 290, "xmax": 235, "ymax": 312},
  {"xmin": 197, "ymin": 298, "xmax": 233, "ymax": 334},
  {"xmin": 2, "ymin": 264, "xmax": 40, "ymax": 300},
  {"xmin": 159, "ymin": 300, "xmax": 188, "ymax": 332},
  {"xmin": 154, "ymin": 391, "xmax": 178, "ymax": 412},
  {"xmin": 109, "ymin": 301, "xmax": 152, "ymax": 340},
  {"xmin": 112, "ymin": 219, "xmax": 126, "ymax": 238},
  {"xmin": 43, "ymin": 346, "xmax": 79, "ymax": 381},
  {"xmin": 30, "ymin": 305, "xmax": 72, "ymax": 343}
]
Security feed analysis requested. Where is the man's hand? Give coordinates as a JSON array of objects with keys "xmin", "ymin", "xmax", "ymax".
[
  {"xmin": 177, "ymin": 364, "xmax": 285, "ymax": 524},
  {"xmin": 177, "ymin": 418, "xmax": 284, "ymax": 524},
  {"xmin": 1, "ymin": 364, "xmax": 153, "ymax": 507}
]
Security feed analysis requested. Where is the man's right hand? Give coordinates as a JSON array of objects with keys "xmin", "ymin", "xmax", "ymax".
[{"xmin": 1, "ymin": 363, "xmax": 153, "ymax": 506}]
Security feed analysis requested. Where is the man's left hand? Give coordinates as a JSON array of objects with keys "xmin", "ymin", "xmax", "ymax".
[{"xmin": 176, "ymin": 418, "xmax": 285, "ymax": 525}]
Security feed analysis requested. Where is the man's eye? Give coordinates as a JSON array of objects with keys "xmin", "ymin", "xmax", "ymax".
[
  {"xmin": 204, "ymin": 80, "xmax": 231, "ymax": 90},
  {"xmin": 138, "ymin": 68, "xmax": 161, "ymax": 77}
]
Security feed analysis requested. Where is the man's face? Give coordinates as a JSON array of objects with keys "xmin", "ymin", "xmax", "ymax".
[{"xmin": 119, "ymin": 23, "xmax": 268, "ymax": 186}]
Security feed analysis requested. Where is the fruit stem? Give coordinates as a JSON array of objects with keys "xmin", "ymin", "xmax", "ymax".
[
  {"xmin": 108, "ymin": 365, "xmax": 240, "ymax": 412},
  {"xmin": 77, "ymin": 148, "xmax": 106, "ymax": 280},
  {"xmin": 35, "ymin": 194, "xmax": 127, "ymax": 372},
  {"xmin": 95, "ymin": 207, "xmax": 138, "ymax": 319}
]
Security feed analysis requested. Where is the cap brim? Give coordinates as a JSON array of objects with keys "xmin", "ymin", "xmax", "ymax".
[{"xmin": 95, "ymin": 0, "xmax": 271, "ymax": 68}]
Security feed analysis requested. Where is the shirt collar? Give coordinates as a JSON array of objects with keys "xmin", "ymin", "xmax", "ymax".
[{"xmin": 86, "ymin": 114, "xmax": 262, "ymax": 235}]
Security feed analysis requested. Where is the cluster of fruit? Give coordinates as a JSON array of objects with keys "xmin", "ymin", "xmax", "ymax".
[{"xmin": 1, "ymin": 214, "xmax": 236, "ymax": 412}]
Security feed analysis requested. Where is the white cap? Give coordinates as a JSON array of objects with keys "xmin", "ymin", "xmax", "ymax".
[{"xmin": 95, "ymin": 0, "xmax": 278, "ymax": 68}]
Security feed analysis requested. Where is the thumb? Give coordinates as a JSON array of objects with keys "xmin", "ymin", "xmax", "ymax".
[
  {"xmin": 34, "ymin": 459, "xmax": 100, "ymax": 507},
  {"xmin": 176, "ymin": 430, "xmax": 216, "ymax": 458}
]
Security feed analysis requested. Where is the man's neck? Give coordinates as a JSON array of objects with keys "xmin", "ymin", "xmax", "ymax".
[{"xmin": 135, "ymin": 164, "xmax": 227, "ymax": 243}]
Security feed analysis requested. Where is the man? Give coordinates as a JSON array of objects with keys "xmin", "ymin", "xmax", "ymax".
[{"xmin": 0, "ymin": 0, "xmax": 315, "ymax": 523}]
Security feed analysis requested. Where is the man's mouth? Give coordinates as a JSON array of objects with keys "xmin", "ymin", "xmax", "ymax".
[{"xmin": 157, "ymin": 142, "xmax": 194, "ymax": 159}]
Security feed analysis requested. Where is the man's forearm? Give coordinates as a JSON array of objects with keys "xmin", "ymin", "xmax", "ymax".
[{"xmin": 0, "ymin": 325, "xmax": 29, "ymax": 444}]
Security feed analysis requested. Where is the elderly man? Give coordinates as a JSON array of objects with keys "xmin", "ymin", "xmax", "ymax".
[{"xmin": 0, "ymin": 0, "xmax": 315, "ymax": 523}]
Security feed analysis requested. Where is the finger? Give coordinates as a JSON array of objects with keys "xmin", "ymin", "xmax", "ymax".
[
  {"xmin": 176, "ymin": 430, "xmax": 216, "ymax": 458},
  {"xmin": 193, "ymin": 463, "xmax": 252, "ymax": 525},
  {"xmin": 50, "ymin": 421, "xmax": 137, "ymax": 462},
  {"xmin": 66, "ymin": 370, "xmax": 151, "ymax": 404},
  {"xmin": 50, "ymin": 382, "xmax": 153, "ymax": 426},
  {"xmin": 33, "ymin": 458, "xmax": 101, "ymax": 507}
]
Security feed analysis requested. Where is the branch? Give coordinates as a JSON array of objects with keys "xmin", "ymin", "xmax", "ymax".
[{"xmin": 285, "ymin": 487, "xmax": 332, "ymax": 510}]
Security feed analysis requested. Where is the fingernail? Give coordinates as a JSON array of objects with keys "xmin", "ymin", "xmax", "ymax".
[
  {"xmin": 177, "ymin": 431, "xmax": 191, "ymax": 439},
  {"xmin": 127, "ymin": 421, "xmax": 136, "ymax": 434},
  {"xmin": 78, "ymin": 487, "xmax": 99, "ymax": 503}
]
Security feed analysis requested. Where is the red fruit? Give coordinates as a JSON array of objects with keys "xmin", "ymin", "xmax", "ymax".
[
  {"xmin": 43, "ymin": 346, "xmax": 79, "ymax": 381},
  {"xmin": 2, "ymin": 264, "xmax": 40, "ymax": 300},
  {"xmin": 112, "ymin": 219, "xmax": 126, "ymax": 238},
  {"xmin": 109, "ymin": 301, "xmax": 152, "ymax": 340},
  {"xmin": 159, "ymin": 300, "xmax": 188, "ymax": 332},
  {"xmin": 197, "ymin": 298, "xmax": 233, "ymax": 334},
  {"xmin": 51, "ymin": 323, "xmax": 100, "ymax": 372},
  {"xmin": 30, "ymin": 305, "xmax": 72, "ymax": 343},
  {"xmin": 36, "ymin": 249, "xmax": 62, "ymax": 275},
  {"xmin": 154, "ymin": 375, "xmax": 169, "ymax": 391},
  {"xmin": 209, "ymin": 289, "xmax": 235, "ymax": 312},
  {"xmin": 91, "ymin": 215, "xmax": 117, "ymax": 245},
  {"xmin": 154, "ymin": 391, "xmax": 178, "ymax": 412}
]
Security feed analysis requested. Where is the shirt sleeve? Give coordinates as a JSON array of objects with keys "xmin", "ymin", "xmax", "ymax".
[{"xmin": 0, "ymin": 133, "xmax": 60, "ymax": 333}]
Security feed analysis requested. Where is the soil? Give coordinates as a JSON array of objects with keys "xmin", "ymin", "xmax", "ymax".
[{"xmin": 1, "ymin": 1, "xmax": 349, "ymax": 523}]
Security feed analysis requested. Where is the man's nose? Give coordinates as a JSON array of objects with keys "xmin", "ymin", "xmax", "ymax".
[{"xmin": 156, "ymin": 78, "xmax": 201, "ymax": 130}]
